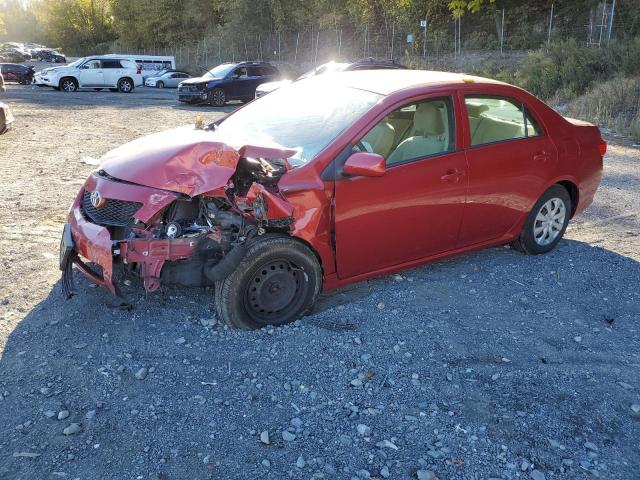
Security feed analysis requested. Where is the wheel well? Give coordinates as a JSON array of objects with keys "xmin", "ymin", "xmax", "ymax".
[
  {"xmin": 119, "ymin": 77, "xmax": 133, "ymax": 84},
  {"xmin": 58, "ymin": 76, "xmax": 77, "ymax": 86},
  {"xmin": 287, "ymin": 235, "xmax": 325, "ymax": 276},
  {"xmin": 556, "ymin": 180, "xmax": 579, "ymax": 217}
]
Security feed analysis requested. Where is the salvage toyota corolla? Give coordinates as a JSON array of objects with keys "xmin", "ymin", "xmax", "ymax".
[{"xmin": 60, "ymin": 70, "xmax": 605, "ymax": 329}]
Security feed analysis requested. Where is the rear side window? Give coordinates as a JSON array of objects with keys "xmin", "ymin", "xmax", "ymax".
[
  {"xmin": 101, "ymin": 60, "xmax": 122, "ymax": 69},
  {"xmin": 465, "ymin": 96, "xmax": 541, "ymax": 146},
  {"xmin": 247, "ymin": 66, "xmax": 263, "ymax": 76}
]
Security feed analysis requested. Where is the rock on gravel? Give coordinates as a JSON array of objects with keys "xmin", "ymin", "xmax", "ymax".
[
  {"xmin": 62, "ymin": 423, "xmax": 82, "ymax": 435},
  {"xmin": 259, "ymin": 430, "xmax": 270, "ymax": 445}
]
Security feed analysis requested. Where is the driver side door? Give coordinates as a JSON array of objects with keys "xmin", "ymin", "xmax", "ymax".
[
  {"xmin": 77, "ymin": 59, "xmax": 104, "ymax": 87},
  {"xmin": 334, "ymin": 94, "xmax": 468, "ymax": 279}
]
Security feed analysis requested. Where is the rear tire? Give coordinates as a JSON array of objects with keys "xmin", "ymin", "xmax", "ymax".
[
  {"xmin": 215, "ymin": 235, "xmax": 322, "ymax": 329},
  {"xmin": 511, "ymin": 184, "xmax": 571, "ymax": 255},
  {"xmin": 59, "ymin": 77, "xmax": 78, "ymax": 93},
  {"xmin": 117, "ymin": 77, "xmax": 134, "ymax": 93},
  {"xmin": 209, "ymin": 87, "xmax": 226, "ymax": 107}
]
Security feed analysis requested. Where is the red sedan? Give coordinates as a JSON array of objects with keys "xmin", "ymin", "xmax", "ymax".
[{"xmin": 60, "ymin": 70, "xmax": 605, "ymax": 329}]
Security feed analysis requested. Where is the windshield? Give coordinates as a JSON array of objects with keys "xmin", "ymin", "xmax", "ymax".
[
  {"xmin": 204, "ymin": 63, "xmax": 237, "ymax": 79},
  {"xmin": 210, "ymin": 79, "xmax": 382, "ymax": 166},
  {"xmin": 297, "ymin": 62, "xmax": 348, "ymax": 80},
  {"xmin": 68, "ymin": 58, "xmax": 84, "ymax": 67}
]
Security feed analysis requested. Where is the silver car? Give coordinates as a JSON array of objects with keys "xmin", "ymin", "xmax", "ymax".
[{"xmin": 145, "ymin": 70, "xmax": 191, "ymax": 88}]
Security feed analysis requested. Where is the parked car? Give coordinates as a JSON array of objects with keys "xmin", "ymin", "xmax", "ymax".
[
  {"xmin": 38, "ymin": 56, "xmax": 143, "ymax": 92},
  {"xmin": 36, "ymin": 49, "xmax": 67, "ymax": 63},
  {"xmin": 255, "ymin": 58, "xmax": 407, "ymax": 98},
  {"xmin": 0, "ymin": 63, "xmax": 35, "ymax": 84},
  {"xmin": 0, "ymin": 49, "xmax": 30, "ymax": 63},
  {"xmin": 0, "ymin": 102, "xmax": 14, "ymax": 134},
  {"xmin": 177, "ymin": 61, "xmax": 279, "ymax": 106},
  {"xmin": 60, "ymin": 70, "xmax": 605, "ymax": 329},
  {"xmin": 145, "ymin": 70, "xmax": 191, "ymax": 88}
]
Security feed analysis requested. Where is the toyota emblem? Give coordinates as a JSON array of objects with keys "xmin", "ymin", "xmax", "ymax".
[{"xmin": 90, "ymin": 190, "xmax": 104, "ymax": 208}]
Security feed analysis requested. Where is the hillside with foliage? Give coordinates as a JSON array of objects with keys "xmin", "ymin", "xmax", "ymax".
[{"xmin": 2, "ymin": 0, "xmax": 639, "ymax": 55}]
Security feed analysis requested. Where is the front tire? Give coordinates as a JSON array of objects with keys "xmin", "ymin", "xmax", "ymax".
[
  {"xmin": 59, "ymin": 77, "xmax": 78, "ymax": 93},
  {"xmin": 209, "ymin": 88, "xmax": 226, "ymax": 107},
  {"xmin": 215, "ymin": 235, "xmax": 322, "ymax": 329},
  {"xmin": 511, "ymin": 184, "xmax": 571, "ymax": 255},
  {"xmin": 156, "ymin": 81, "xmax": 164, "ymax": 89},
  {"xmin": 117, "ymin": 77, "xmax": 134, "ymax": 93}
]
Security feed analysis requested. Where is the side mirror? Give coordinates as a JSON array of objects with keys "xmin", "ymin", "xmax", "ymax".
[{"xmin": 343, "ymin": 152, "xmax": 385, "ymax": 177}]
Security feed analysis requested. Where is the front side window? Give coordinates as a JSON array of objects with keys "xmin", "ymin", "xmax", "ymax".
[
  {"xmin": 234, "ymin": 67, "xmax": 248, "ymax": 78},
  {"xmin": 83, "ymin": 60, "xmax": 101, "ymax": 69},
  {"xmin": 357, "ymin": 97, "xmax": 455, "ymax": 166},
  {"xmin": 465, "ymin": 96, "xmax": 541, "ymax": 146}
]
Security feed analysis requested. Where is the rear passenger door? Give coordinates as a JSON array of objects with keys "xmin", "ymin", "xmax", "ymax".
[
  {"xmin": 101, "ymin": 59, "xmax": 124, "ymax": 87},
  {"xmin": 457, "ymin": 93, "xmax": 558, "ymax": 247}
]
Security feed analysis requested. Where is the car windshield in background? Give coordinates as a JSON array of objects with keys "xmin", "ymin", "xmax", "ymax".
[
  {"xmin": 204, "ymin": 63, "xmax": 236, "ymax": 79},
  {"xmin": 210, "ymin": 80, "xmax": 382, "ymax": 166}
]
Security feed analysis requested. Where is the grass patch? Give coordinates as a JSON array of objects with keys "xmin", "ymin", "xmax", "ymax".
[{"xmin": 566, "ymin": 76, "xmax": 640, "ymax": 141}]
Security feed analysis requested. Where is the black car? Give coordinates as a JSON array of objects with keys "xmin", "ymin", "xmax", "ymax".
[
  {"xmin": 37, "ymin": 50, "xmax": 67, "ymax": 63},
  {"xmin": 0, "ymin": 63, "xmax": 35, "ymax": 85},
  {"xmin": 177, "ymin": 61, "xmax": 279, "ymax": 106}
]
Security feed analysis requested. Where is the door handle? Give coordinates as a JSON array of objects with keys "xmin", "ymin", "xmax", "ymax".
[
  {"xmin": 533, "ymin": 151, "xmax": 550, "ymax": 163},
  {"xmin": 440, "ymin": 169, "xmax": 463, "ymax": 183}
]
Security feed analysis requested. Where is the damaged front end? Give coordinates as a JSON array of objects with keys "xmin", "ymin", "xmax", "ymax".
[{"xmin": 60, "ymin": 133, "xmax": 298, "ymax": 298}]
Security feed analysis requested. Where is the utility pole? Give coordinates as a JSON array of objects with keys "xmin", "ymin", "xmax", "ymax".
[
  {"xmin": 500, "ymin": 8, "xmax": 505, "ymax": 56},
  {"xmin": 391, "ymin": 21, "xmax": 395, "ymax": 61},
  {"xmin": 547, "ymin": 3, "xmax": 554, "ymax": 46},
  {"xmin": 422, "ymin": 18, "xmax": 427, "ymax": 59},
  {"xmin": 598, "ymin": 2, "xmax": 607, "ymax": 47},
  {"xmin": 608, "ymin": 0, "xmax": 617, "ymax": 44}
]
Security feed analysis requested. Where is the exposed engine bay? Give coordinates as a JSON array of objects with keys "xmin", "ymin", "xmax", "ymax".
[
  {"xmin": 63, "ymin": 151, "xmax": 297, "ymax": 297},
  {"xmin": 122, "ymin": 156, "xmax": 293, "ymax": 290}
]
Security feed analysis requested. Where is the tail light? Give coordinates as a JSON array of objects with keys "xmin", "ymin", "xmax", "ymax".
[
  {"xmin": 136, "ymin": 65, "xmax": 142, "ymax": 75},
  {"xmin": 598, "ymin": 138, "xmax": 607, "ymax": 157}
]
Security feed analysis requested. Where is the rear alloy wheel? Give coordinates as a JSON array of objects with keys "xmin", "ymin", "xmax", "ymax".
[
  {"xmin": 156, "ymin": 81, "xmax": 164, "ymax": 89},
  {"xmin": 59, "ymin": 77, "xmax": 78, "ymax": 93},
  {"xmin": 117, "ymin": 78, "xmax": 134, "ymax": 93},
  {"xmin": 511, "ymin": 184, "xmax": 571, "ymax": 255},
  {"xmin": 215, "ymin": 235, "xmax": 321, "ymax": 329},
  {"xmin": 209, "ymin": 88, "xmax": 226, "ymax": 107}
]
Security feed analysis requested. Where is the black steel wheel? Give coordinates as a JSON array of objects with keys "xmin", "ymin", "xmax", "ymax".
[{"xmin": 215, "ymin": 235, "xmax": 321, "ymax": 329}]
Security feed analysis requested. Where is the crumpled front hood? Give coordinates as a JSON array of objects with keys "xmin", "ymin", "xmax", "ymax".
[
  {"xmin": 180, "ymin": 76, "xmax": 219, "ymax": 85},
  {"xmin": 100, "ymin": 126, "xmax": 240, "ymax": 196},
  {"xmin": 99, "ymin": 126, "xmax": 296, "ymax": 197}
]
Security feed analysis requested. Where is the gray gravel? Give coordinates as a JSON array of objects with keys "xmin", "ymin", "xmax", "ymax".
[{"xmin": 0, "ymin": 84, "xmax": 639, "ymax": 479}]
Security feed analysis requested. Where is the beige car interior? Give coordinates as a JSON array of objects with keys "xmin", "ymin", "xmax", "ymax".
[
  {"xmin": 466, "ymin": 99, "xmax": 538, "ymax": 146},
  {"xmin": 360, "ymin": 99, "xmax": 451, "ymax": 165}
]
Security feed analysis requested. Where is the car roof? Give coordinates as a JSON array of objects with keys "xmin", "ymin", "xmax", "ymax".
[{"xmin": 316, "ymin": 69, "xmax": 505, "ymax": 96}]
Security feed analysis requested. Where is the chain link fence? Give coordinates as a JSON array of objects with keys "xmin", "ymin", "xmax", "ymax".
[{"xmin": 90, "ymin": 2, "xmax": 627, "ymax": 74}]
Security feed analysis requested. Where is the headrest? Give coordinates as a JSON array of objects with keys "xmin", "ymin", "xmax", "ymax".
[
  {"xmin": 414, "ymin": 102, "xmax": 445, "ymax": 136},
  {"xmin": 466, "ymin": 103, "xmax": 489, "ymax": 117}
]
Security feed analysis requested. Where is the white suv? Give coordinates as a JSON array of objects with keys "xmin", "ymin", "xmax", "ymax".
[{"xmin": 39, "ymin": 56, "xmax": 143, "ymax": 93}]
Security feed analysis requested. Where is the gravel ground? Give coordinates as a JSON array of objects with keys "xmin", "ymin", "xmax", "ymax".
[{"xmin": 0, "ymin": 83, "xmax": 639, "ymax": 480}]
